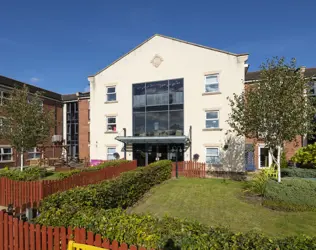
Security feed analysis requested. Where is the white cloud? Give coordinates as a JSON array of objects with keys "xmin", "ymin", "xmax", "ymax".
[
  {"xmin": 30, "ymin": 77, "xmax": 40, "ymax": 83},
  {"xmin": 84, "ymin": 85, "xmax": 90, "ymax": 92}
]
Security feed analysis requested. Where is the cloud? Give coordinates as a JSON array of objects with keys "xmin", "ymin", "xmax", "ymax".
[
  {"xmin": 84, "ymin": 85, "xmax": 90, "ymax": 92},
  {"xmin": 30, "ymin": 77, "xmax": 40, "ymax": 83}
]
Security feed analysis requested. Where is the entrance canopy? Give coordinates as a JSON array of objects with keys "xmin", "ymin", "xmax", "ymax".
[{"xmin": 115, "ymin": 136, "xmax": 190, "ymax": 144}]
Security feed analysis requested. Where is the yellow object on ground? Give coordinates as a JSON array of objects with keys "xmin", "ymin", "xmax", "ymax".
[{"xmin": 68, "ymin": 241, "xmax": 108, "ymax": 250}]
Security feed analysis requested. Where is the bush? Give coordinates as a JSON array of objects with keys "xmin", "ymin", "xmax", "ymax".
[
  {"xmin": 0, "ymin": 167, "xmax": 47, "ymax": 181},
  {"xmin": 38, "ymin": 160, "xmax": 172, "ymax": 213},
  {"xmin": 35, "ymin": 207, "xmax": 316, "ymax": 250},
  {"xmin": 243, "ymin": 170, "xmax": 270, "ymax": 196},
  {"xmin": 281, "ymin": 167, "xmax": 316, "ymax": 178},
  {"xmin": 291, "ymin": 143, "xmax": 316, "ymax": 169},
  {"xmin": 56, "ymin": 159, "xmax": 130, "ymax": 179},
  {"xmin": 264, "ymin": 178, "xmax": 316, "ymax": 211},
  {"xmin": 280, "ymin": 151, "xmax": 288, "ymax": 168}
]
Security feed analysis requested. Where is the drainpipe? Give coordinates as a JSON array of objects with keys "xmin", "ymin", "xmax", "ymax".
[
  {"xmin": 123, "ymin": 128, "xmax": 126, "ymax": 160},
  {"xmin": 189, "ymin": 125, "xmax": 192, "ymax": 161}
]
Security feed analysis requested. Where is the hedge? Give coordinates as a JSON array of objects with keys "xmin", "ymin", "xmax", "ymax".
[
  {"xmin": 264, "ymin": 178, "xmax": 316, "ymax": 211},
  {"xmin": 281, "ymin": 168, "xmax": 316, "ymax": 179},
  {"xmin": 56, "ymin": 159, "xmax": 130, "ymax": 179},
  {"xmin": 35, "ymin": 207, "xmax": 316, "ymax": 250},
  {"xmin": 38, "ymin": 160, "xmax": 172, "ymax": 212},
  {"xmin": 0, "ymin": 167, "xmax": 47, "ymax": 181}
]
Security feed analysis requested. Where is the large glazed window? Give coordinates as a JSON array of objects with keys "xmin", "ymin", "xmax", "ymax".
[{"xmin": 132, "ymin": 79, "xmax": 184, "ymax": 136}]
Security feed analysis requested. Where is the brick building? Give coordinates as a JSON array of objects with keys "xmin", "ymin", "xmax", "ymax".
[
  {"xmin": 0, "ymin": 75, "xmax": 63, "ymax": 168},
  {"xmin": 244, "ymin": 68, "xmax": 316, "ymax": 169},
  {"xmin": 0, "ymin": 75, "xmax": 90, "ymax": 168}
]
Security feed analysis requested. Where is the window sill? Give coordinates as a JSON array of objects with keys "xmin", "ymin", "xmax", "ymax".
[
  {"xmin": 203, "ymin": 128, "xmax": 223, "ymax": 131},
  {"xmin": 105, "ymin": 131, "xmax": 118, "ymax": 134},
  {"xmin": 0, "ymin": 160, "xmax": 14, "ymax": 163},
  {"xmin": 202, "ymin": 92, "xmax": 221, "ymax": 96},
  {"xmin": 105, "ymin": 101, "xmax": 118, "ymax": 104}
]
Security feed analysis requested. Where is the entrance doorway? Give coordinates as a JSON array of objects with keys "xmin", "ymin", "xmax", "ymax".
[{"xmin": 133, "ymin": 143, "xmax": 184, "ymax": 166}]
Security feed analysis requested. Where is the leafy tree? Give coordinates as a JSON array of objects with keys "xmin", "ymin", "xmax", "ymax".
[
  {"xmin": 227, "ymin": 57, "xmax": 316, "ymax": 182},
  {"xmin": 0, "ymin": 85, "xmax": 54, "ymax": 170}
]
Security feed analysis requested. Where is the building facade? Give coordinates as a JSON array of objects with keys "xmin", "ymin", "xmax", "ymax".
[
  {"xmin": 244, "ymin": 68, "xmax": 316, "ymax": 169},
  {"xmin": 88, "ymin": 34, "xmax": 248, "ymax": 168},
  {"xmin": 0, "ymin": 75, "xmax": 63, "ymax": 168}
]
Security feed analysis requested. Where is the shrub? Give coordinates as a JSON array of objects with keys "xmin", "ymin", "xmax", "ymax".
[
  {"xmin": 0, "ymin": 167, "xmax": 47, "ymax": 181},
  {"xmin": 38, "ymin": 160, "xmax": 172, "ymax": 212},
  {"xmin": 243, "ymin": 170, "xmax": 270, "ymax": 196},
  {"xmin": 264, "ymin": 178, "xmax": 316, "ymax": 211},
  {"xmin": 56, "ymin": 159, "xmax": 130, "ymax": 179},
  {"xmin": 281, "ymin": 167, "xmax": 316, "ymax": 178},
  {"xmin": 291, "ymin": 143, "xmax": 316, "ymax": 169},
  {"xmin": 35, "ymin": 207, "xmax": 316, "ymax": 250}
]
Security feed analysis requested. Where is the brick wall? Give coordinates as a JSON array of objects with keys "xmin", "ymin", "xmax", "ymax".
[
  {"xmin": 0, "ymin": 99, "xmax": 63, "ymax": 168},
  {"xmin": 78, "ymin": 99, "xmax": 90, "ymax": 160}
]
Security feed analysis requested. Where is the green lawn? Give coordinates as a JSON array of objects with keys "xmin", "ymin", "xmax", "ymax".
[{"xmin": 130, "ymin": 178, "xmax": 316, "ymax": 237}]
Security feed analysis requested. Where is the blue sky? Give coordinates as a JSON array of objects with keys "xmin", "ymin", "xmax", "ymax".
[{"xmin": 1, "ymin": 0, "xmax": 315, "ymax": 94}]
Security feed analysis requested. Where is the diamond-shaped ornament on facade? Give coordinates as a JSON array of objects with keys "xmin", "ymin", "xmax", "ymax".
[{"xmin": 151, "ymin": 54, "xmax": 163, "ymax": 68}]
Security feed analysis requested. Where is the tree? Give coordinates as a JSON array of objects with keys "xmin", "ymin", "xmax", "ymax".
[
  {"xmin": 227, "ymin": 57, "xmax": 316, "ymax": 182},
  {"xmin": 0, "ymin": 85, "xmax": 54, "ymax": 170}
]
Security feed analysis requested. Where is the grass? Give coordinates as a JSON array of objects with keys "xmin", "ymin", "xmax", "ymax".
[
  {"xmin": 130, "ymin": 178, "xmax": 316, "ymax": 237},
  {"xmin": 41, "ymin": 171, "xmax": 60, "ymax": 180}
]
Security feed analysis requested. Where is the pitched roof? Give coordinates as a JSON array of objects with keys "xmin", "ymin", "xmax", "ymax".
[
  {"xmin": 90, "ymin": 34, "xmax": 248, "ymax": 77},
  {"xmin": 245, "ymin": 68, "xmax": 316, "ymax": 82},
  {"xmin": 0, "ymin": 75, "xmax": 62, "ymax": 101}
]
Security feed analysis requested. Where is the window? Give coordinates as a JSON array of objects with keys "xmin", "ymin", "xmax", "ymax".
[
  {"xmin": 106, "ymin": 86, "xmax": 116, "ymax": 102},
  {"xmin": 28, "ymin": 147, "xmax": 41, "ymax": 159},
  {"xmin": 205, "ymin": 74, "xmax": 219, "ymax": 93},
  {"xmin": 88, "ymin": 101, "xmax": 90, "ymax": 120},
  {"xmin": 0, "ymin": 147, "xmax": 13, "ymax": 162},
  {"xmin": 206, "ymin": 147, "xmax": 220, "ymax": 164},
  {"xmin": 205, "ymin": 111, "xmax": 219, "ymax": 128},
  {"xmin": 0, "ymin": 91, "xmax": 10, "ymax": 105},
  {"xmin": 310, "ymin": 82, "xmax": 316, "ymax": 96},
  {"xmin": 107, "ymin": 117, "xmax": 116, "ymax": 131},
  {"xmin": 107, "ymin": 147, "xmax": 116, "ymax": 160}
]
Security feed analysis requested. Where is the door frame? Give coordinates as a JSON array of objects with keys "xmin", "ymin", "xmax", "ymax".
[{"xmin": 258, "ymin": 144, "xmax": 273, "ymax": 169}]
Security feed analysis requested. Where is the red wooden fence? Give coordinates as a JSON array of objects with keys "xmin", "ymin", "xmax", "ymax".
[
  {"xmin": 0, "ymin": 211, "xmax": 149, "ymax": 250},
  {"xmin": 0, "ymin": 161, "xmax": 137, "ymax": 209},
  {"xmin": 172, "ymin": 161, "xmax": 206, "ymax": 178}
]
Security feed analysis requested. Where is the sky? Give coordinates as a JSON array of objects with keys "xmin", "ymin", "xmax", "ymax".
[{"xmin": 0, "ymin": 0, "xmax": 315, "ymax": 94}]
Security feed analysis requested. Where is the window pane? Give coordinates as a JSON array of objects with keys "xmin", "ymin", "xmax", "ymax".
[
  {"xmin": 206, "ymin": 156, "xmax": 220, "ymax": 164},
  {"xmin": 206, "ymin": 120, "xmax": 219, "ymax": 128},
  {"xmin": 206, "ymin": 112, "xmax": 218, "ymax": 119},
  {"xmin": 3, "ymin": 148, "xmax": 12, "ymax": 154},
  {"xmin": 107, "ymin": 117, "xmax": 116, "ymax": 124},
  {"xmin": 107, "ymin": 87, "xmax": 116, "ymax": 93},
  {"xmin": 133, "ymin": 113, "xmax": 145, "ymax": 136},
  {"xmin": 146, "ymin": 111, "xmax": 168, "ymax": 136},
  {"xmin": 146, "ymin": 80, "xmax": 168, "ymax": 106},
  {"xmin": 206, "ymin": 148, "xmax": 218, "ymax": 156},
  {"xmin": 169, "ymin": 110, "xmax": 184, "ymax": 135},
  {"xmin": 169, "ymin": 79, "xmax": 184, "ymax": 104},
  {"xmin": 205, "ymin": 84, "xmax": 219, "ymax": 92},
  {"xmin": 260, "ymin": 147, "xmax": 269, "ymax": 168},
  {"xmin": 107, "ymin": 148, "xmax": 116, "ymax": 154},
  {"xmin": 107, "ymin": 154, "xmax": 115, "ymax": 160},
  {"xmin": 2, "ymin": 155, "xmax": 11, "ymax": 161},
  {"xmin": 133, "ymin": 95, "xmax": 146, "ymax": 107},
  {"xmin": 205, "ymin": 75, "xmax": 218, "ymax": 84},
  {"xmin": 107, "ymin": 93, "xmax": 116, "ymax": 101}
]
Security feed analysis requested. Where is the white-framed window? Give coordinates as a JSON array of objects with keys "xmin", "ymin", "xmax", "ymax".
[
  {"xmin": 106, "ymin": 116, "xmax": 117, "ymax": 131},
  {"xmin": 205, "ymin": 74, "xmax": 219, "ymax": 93},
  {"xmin": 0, "ymin": 147, "xmax": 13, "ymax": 162},
  {"xmin": 0, "ymin": 91, "xmax": 10, "ymax": 105},
  {"xmin": 206, "ymin": 147, "xmax": 220, "ymax": 164},
  {"xmin": 106, "ymin": 86, "xmax": 116, "ymax": 102},
  {"xmin": 107, "ymin": 147, "xmax": 116, "ymax": 160},
  {"xmin": 205, "ymin": 111, "xmax": 219, "ymax": 128},
  {"xmin": 27, "ymin": 147, "xmax": 41, "ymax": 159}
]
